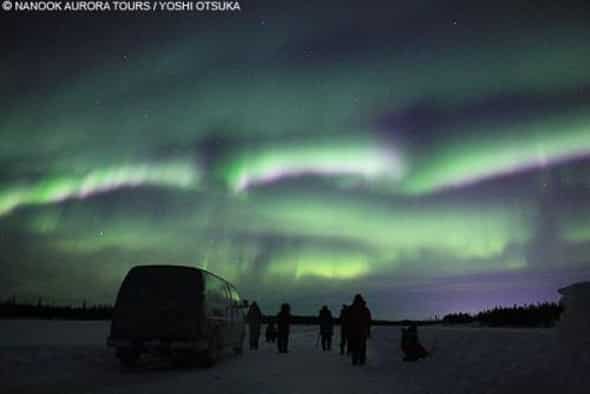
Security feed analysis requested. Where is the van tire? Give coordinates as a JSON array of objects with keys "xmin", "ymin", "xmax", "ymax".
[
  {"xmin": 233, "ymin": 332, "xmax": 245, "ymax": 355},
  {"xmin": 118, "ymin": 348, "xmax": 139, "ymax": 368},
  {"xmin": 173, "ymin": 351, "xmax": 197, "ymax": 368},
  {"xmin": 202, "ymin": 331, "xmax": 219, "ymax": 367},
  {"xmin": 232, "ymin": 344, "xmax": 243, "ymax": 355}
]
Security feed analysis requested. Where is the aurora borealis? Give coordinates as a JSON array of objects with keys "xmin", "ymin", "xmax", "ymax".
[{"xmin": 2, "ymin": 0, "xmax": 590, "ymax": 319}]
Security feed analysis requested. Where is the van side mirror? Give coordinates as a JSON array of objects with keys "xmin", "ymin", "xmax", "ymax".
[{"xmin": 241, "ymin": 299, "xmax": 249, "ymax": 308}]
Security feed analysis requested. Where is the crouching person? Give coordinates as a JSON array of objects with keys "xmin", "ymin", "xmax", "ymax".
[{"xmin": 401, "ymin": 323, "xmax": 430, "ymax": 361}]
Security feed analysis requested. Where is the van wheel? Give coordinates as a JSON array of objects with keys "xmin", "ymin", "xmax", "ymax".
[
  {"xmin": 233, "ymin": 344, "xmax": 243, "ymax": 355},
  {"xmin": 202, "ymin": 332, "xmax": 219, "ymax": 367},
  {"xmin": 118, "ymin": 348, "xmax": 139, "ymax": 368},
  {"xmin": 173, "ymin": 351, "xmax": 196, "ymax": 368},
  {"xmin": 233, "ymin": 332, "xmax": 245, "ymax": 355}
]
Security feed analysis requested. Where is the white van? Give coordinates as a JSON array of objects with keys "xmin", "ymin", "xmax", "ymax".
[{"xmin": 107, "ymin": 265, "xmax": 246, "ymax": 367}]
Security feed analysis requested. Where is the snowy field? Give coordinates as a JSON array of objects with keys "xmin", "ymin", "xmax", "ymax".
[{"xmin": 1, "ymin": 320, "xmax": 588, "ymax": 394}]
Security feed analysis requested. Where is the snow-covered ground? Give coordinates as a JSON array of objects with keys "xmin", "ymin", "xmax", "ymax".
[{"xmin": 1, "ymin": 320, "xmax": 587, "ymax": 394}]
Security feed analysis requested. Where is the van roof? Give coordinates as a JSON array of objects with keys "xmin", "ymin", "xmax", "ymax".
[{"xmin": 129, "ymin": 264, "xmax": 239, "ymax": 291}]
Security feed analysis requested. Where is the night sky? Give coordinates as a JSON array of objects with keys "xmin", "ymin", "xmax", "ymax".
[{"xmin": 2, "ymin": 0, "xmax": 590, "ymax": 319}]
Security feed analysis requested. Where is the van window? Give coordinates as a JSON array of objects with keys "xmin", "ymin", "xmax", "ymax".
[
  {"xmin": 228, "ymin": 285, "xmax": 243, "ymax": 321},
  {"xmin": 205, "ymin": 274, "xmax": 228, "ymax": 305},
  {"xmin": 229, "ymin": 286, "xmax": 241, "ymax": 305}
]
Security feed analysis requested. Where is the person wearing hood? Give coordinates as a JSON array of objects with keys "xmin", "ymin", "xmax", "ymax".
[
  {"xmin": 318, "ymin": 305, "xmax": 334, "ymax": 351},
  {"xmin": 265, "ymin": 320, "xmax": 277, "ymax": 343},
  {"xmin": 246, "ymin": 301, "xmax": 263, "ymax": 350},
  {"xmin": 339, "ymin": 304, "xmax": 350, "ymax": 355},
  {"xmin": 401, "ymin": 323, "xmax": 430, "ymax": 361},
  {"xmin": 347, "ymin": 294, "xmax": 372, "ymax": 365},
  {"xmin": 277, "ymin": 303, "xmax": 291, "ymax": 353}
]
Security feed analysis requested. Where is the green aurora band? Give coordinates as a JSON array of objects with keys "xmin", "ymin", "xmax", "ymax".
[{"xmin": 2, "ymin": 4, "xmax": 590, "ymax": 317}]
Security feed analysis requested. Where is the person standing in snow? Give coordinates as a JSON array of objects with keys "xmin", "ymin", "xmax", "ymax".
[
  {"xmin": 265, "ymin": 320, "xmax": 277, "ymax": 343},
  {"xmin": 339, "ymin": 304, "xmax": 350, "ymax": 355},
  {"xmin": 318, "ymin": 305, "xmax": 334, "ymax": 351},
  {"xmin": 347, "ymin": 294, "xmax": 372, "ymax": 365},
  {"xmin": 277, "ymin": 303, "xmax": 291, "ymax": 353},
  {"xmin": 246, "ymin": 301, "xmax": 263, "ymax": 350}
]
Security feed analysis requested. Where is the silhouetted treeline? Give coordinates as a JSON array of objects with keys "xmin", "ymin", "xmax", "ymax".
[
  {"xmin": 5, "ymin": 297, "xmax": 561, "ymax": 327},
  {"xmin": 443, "ymin": 302, "xmax": 564, "ymax": 327},
  {"xmin": 442, "ymin": 312, "xmax": 475, "ymax": 324},
  {"xmin": 261, "ymin": 315, "xmax": 438, "ymax": 327},
  {"xmin": 2, "ymin": 298, "xmax": 441, "ymax": 324},
  {"xmin": 0, "ymin": 298, "xmax": 113, "ymax": 320}
]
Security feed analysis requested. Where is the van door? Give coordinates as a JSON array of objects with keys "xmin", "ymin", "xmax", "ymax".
[
  {"xmin": 205, "ymin": 274, "xmax": 229, "ymax": 341},
  {"xmin": 228, "ymin": 285, "xmax": 243, "ymax": 344},
  {"xmin": 222, "ymin": 283, "xmax": 233, "ymax": 343}
]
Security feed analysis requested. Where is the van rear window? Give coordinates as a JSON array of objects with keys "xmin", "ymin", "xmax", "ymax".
[{"xmin": 118, "ymin": 267, "xmax": 202, "ymax": 305}]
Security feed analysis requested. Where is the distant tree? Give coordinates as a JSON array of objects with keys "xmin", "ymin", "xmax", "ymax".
[
  {"xmin": 442, "ymin": 312, "xmax": 474, "ymax": 324},
  {"xmin": 475, "ymin": 302, "xmax": 563, "ymax": 327}
]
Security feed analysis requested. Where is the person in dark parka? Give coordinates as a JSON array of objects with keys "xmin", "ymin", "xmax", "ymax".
[
  {"xmin": 339, "ymin": 304, "xmax": 350, "ymax": 355},
  {"xmin": 277, "ymin": 303, "xmax": 291, "ymax": 353},
  {"xmin": 265, "ymin": 321, "xmax": 277, "ymax": 343},
  {"xmin": 401, "ymin": 323, "xmax": 430, "ymax": 361},
  {"xmin": 246, "ymin": 301, "xmax": 263, "ymax": 350},
  {"xmin": 318, "ymin": 305, "xmax": 334, "ymax": 351},
  {"xmin": 347, "ymin": 294, "xmax": 372, "ymax": 366}
]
